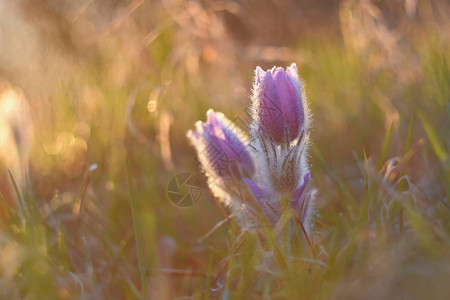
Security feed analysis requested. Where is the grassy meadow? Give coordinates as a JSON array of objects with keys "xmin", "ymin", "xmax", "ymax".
[{"xmin": 0, "ymin": 0, "xmax": 449, "ymax": 299}]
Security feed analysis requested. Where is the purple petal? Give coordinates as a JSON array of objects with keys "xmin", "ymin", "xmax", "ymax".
[
  {"xmin": 243, "ymin": 178, "xmax": 282, "ymax": 223},
  {"xmin": 292, "ymin": 173, "xmax": 311, "ymax": 215},
  {"xmin": 273, "ymin": 68, "xmax": 300, "ymax": 141},
  {"xmin": 208, "ymin": 112, "xmax": 255, "ymax": 176},
  {"xmin": 255, "ymin": 66, "xmax": 266, "ymax": 84},
  {"xmin": 286, "ymin": 64, "xmax": 304, "ymax": 132},
  {"xmin": 286, "ymin": 63, "xmax": 298, "ymax": 78},
  {"xmin": 257, "ymin": 71, "xmax": 285, "ymax": 143},
  {"xmin": 242, "ymin": 178, "xmax": 265, "ymax": 202},
  {"xmin": 190, "ymin": 110, "xmax": 255, "ymax": 179},
  {"xmin": 187, "ymin": 129, "xmax": 200, "ymax": 141}
]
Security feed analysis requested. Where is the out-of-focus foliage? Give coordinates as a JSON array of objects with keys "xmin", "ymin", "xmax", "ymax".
[{"xmin": 0, "ymin": 0, "xmax": 449, "ymax": 298}]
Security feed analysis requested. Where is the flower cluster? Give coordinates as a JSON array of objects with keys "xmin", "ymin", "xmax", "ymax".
[{"xmin": 187, "ymin": 63, "xmax": 315, "ymax": 240}]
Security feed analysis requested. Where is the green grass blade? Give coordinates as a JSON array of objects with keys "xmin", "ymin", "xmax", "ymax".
[
  {"xmin": 126, "ymin": 159, "xmax": 149, "ymax": 299},
  {"xmin": 405, "ymin": 113, "xmax": 415, "ymax": 159},
  {"xmin": 417, "ymin": 111, "xmax": 448, "ymax": 162},
  {"xmin": 377, "ymin": 121, "xmax": 396, "ymax": 169},
  {"xmin": 8, "ymin": 170, "xmax": 28, "ymax": 229}
]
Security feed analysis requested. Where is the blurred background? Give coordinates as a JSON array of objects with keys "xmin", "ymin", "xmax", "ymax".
[{"xmin": 0, "ymin": 0, "xmax": 449, "ymax": 298}]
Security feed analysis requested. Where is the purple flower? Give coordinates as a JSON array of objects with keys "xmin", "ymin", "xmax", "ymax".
[
  {"xmin": 186, "ymin": 63, "xmax": 315, "ymax": 244},
  {"xmin": 252, "ymin": 63, "xmax": 305, "ymax": 144},
  {"xmin": 187, "ymin": 110, "xmax": 255, "ymax": 180}
]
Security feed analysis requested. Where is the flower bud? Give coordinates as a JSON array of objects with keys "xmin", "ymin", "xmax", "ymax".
[
  {"xmin": 252, "ymin": 63, "xmax": 305, "ymax": 144},
  {"xmin": 187, "ymin": 110, "xmax": 255, "ymax": 180}
]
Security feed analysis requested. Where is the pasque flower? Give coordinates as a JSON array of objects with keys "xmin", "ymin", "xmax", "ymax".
[
  {"xmin": 251, "ymin": 64, "xmax": 306, "ymax": 144},
  {"xmin": 187, "ymin": 109, "xmax": 254, "ymax": 180},
  {"xmin": 187, "ymin": 110, "xmax": 259, "ymax": 210},
  {"xmin": 187, "ymin": 63, "xmax": 315, "ymax": 241}
]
